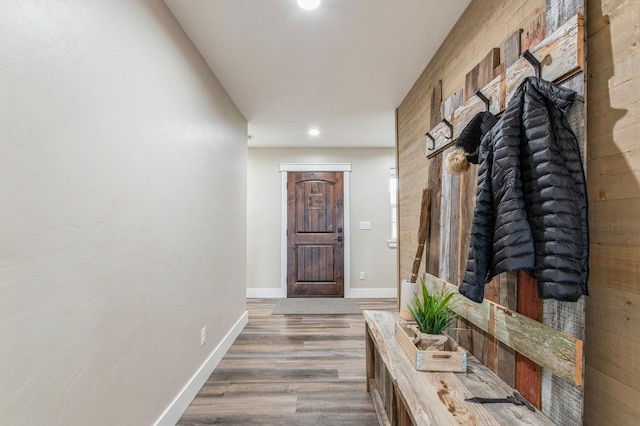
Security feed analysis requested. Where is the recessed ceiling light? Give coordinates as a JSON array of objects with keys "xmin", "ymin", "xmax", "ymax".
[
  {"xmin": 297, "ymin": 0, "xmax": 321, "ymax": 11},
  {"xmin": 308, "ymin": 128, "xmax": 320, "ymax": 136}
]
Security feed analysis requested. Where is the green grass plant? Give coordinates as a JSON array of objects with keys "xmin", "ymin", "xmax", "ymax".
[{"xmin": 407, "ymin": 278, "xmax": 458, "ymax": 335}]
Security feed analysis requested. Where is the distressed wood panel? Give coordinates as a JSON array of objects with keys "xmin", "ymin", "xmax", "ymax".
[
  {"xmin": 516, "ymin": 272, "xmax": 543, "ymax": 409},
  {"xmin": 464, "ymin": 48, "xmax": 501, "ymax": 103},
  {"xmin": 439, "ymin": 147, "xmax": 461, "ymax": 284},
  {"xmin": 547, "ymin": 0, "xmax": 583, "ymax": 32},
  {"xmin": 504, "ymin": 29, "xmax": 524, "ymax": 68},
  {"xmin": 426, "ymin": 90, "xmax": 463, "ymax": 157},
  {"xmin": 424, "ymin": 274, "xmax": 583, "ymax": 386},
  {"xmin": 425, "ymin": 14, "xmax": 584, "ymax": 163},
  {"xmin": 506, "ymin": 14, "xmax": 584, "ymax": 104},
  {"xmin": 424, "ymin": 120, "xmax": 453, "ymax": 157},
  {"xmin": 457, "ymin": 164, "xmax": 478, "ymax": 285},
  {"xmin": 485, "ymin": 273, "xmax": 517, "ymax": 386},
  {"xmin": 521, "ymin": 11, "xmax": 546, "ymax": 52},
  {"xmin": 410, "ymin": 188, "xmax": 431, "ymax": 283},
  {"xmin": 430, "ymin": 80, "xmax": 443, "ymax": 127},
  {"xmin": 439, "ymin": 149, "xmax": 453, "ymax": 281},
  {"xmin": 484, "ymin": 276, "xmax": 502, "ymax": 374},
  {"xmin": 436, "ymin": 89, "xmax": 464, "ymax": 280},
  {"xmin": 453, "ymin": 73, "xmax": 502, "ymax": 139},
  {"xmin": 398, "ymin": 141, "xmax": 429, "ymax": 281},
  {"xmin": 540, "ymin": 52, "xmax": 586, "ymax": 423},
  {"xmin": 425, "ymin": 155, "xmax": 441, "ymax": 276},
  {"xmin": 455, "ymin": 160, "xmax": 482, "ymax": 374},
  {"xmin": 495, "ymin": 272, "xmax": 517, "ymax": 387},
  {"xmin": 443, "ymin": 90, "xmax": 464, "ymax": 120}
]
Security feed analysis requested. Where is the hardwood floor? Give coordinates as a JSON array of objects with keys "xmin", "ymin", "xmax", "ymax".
[{"xmin": 178, "ymin": 298, "xmax": 397, "ymax": 425}]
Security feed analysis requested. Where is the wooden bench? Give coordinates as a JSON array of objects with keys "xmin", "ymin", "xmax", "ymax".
[{"xmin": 364, "ymin": 310, "xmax": 555, "ymax": 425}]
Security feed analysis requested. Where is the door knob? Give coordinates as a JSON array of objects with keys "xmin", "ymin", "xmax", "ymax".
[{"xmin": 334, "ymin": 236, "xmax": 343, "ymax": 242}]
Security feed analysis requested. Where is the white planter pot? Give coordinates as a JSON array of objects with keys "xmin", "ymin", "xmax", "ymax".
[{"xmin": 399, "ymin": 279, "xmax": 418, "ymax": 320}]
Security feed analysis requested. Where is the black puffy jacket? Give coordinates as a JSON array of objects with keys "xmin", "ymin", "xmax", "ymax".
[{"xmin": 458, "ymin": 77, "xmax": 589, "ymax": 303}]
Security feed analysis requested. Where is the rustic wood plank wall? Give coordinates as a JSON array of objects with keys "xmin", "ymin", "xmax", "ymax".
[
  {"xmin": 398, "ymin": 0, "xmax": 640, "ymax": 424},
  {"xmin": 395, "ymin": 0, "xmax": 598, "ymax": 424},
  {"xmin": 583, "ymin": 0, "xmax": 640, "ymax": 425},
  {"xmin": 397, "ymin": 0, "xmax": 547, "ymax": 284}
]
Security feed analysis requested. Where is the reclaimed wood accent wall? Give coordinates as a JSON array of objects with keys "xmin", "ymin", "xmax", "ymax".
[
  {"xmin": 396, "ymin": 0, "xmax": 591, "ymax": 424},
  {"xmin": 398, "ymin": 0, "xmax": 548, "ymax": 291},
  {"xmin": 424, "ymin": 274, "xmax": 583, "ymax": 386}
]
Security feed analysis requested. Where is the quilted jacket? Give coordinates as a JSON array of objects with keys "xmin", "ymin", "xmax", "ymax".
[{"xmin": 458, "ymin": 77, "xmax": 589, "ymax": 303}]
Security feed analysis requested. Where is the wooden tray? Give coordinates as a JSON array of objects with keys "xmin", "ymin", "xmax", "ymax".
[{"xmin": 395, "ymin": 321, "xmax": 467, "ymax": 372}]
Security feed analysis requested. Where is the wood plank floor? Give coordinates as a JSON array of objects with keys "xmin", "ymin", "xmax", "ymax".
[{"xmin": 178, "ymin": 298, "xmax": 397, "ymax": 426}]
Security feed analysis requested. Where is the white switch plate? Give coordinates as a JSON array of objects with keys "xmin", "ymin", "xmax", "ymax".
[
  {"xmin": 360, "ymin": 272, "xmax": 366, "ymax": 280},
  {"xmin": 201, "ymin": 327, "xmax": 207, "ymax": 346},
  {"xmin": 359, "ymin": 221, "xmax": 371, "ymax": 230}
]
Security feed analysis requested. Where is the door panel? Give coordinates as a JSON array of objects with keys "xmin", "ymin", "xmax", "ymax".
[{"xmin": 287, "ymin": 171, "xmax": 344, "ymax": 297}]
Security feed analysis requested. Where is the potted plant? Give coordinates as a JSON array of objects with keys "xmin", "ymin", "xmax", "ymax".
[{"xmin": 406, "ymin": 278, "xmax": 458, "ymax": 351}]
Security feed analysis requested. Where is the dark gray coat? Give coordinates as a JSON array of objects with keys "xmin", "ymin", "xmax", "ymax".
[{"xmin": 458, "ymin": 77, "xmax": 589, "ymax": 303}]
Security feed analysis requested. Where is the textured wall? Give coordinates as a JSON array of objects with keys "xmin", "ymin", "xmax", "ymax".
[
  {"xmin": 0, "ymin": 1, "xmax": 247, "ymax": 424},
  {"xmin": 584, "ymin": 0, "xmax": 640, "ymax": 424},
  {"xmin": 247, "ymin": 148, "xmax": 397, "ymax": 296},
  {"xmin": 396, "ymin": 0, "xmax": 547, "ymax": 284},
  {"xmin": 396, "ymin": 0, "xmax": 590, "ymax": 423},
  {"xmin": 397, "ymin": 0, "xmax": 640, "ymax": 424}
]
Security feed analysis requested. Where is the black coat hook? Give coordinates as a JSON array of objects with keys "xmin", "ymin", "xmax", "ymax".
[
  {"xmin": 425, "ymin": 132, "xmax": 435, "ymax": 150},
  {"xmin": 475, "ymin": 90, "xmax": 490, "ymax": 111},
  {"xmin": 522, "ymin": 50, "xmax": 542, "ymax": 79},
  {"xmin": 442, "ymin": 118, "xmax": 453, "ymax": 139}
]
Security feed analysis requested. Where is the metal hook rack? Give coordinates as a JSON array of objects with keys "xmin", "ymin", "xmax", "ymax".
[
  {"xmin": 442, "ymin": 118, "xmax": 453, "ymax": 139},
  {"xmin": 521, "ymin": 50, "xmax": 584, "ymax": 103},
  {"xmin": 475, "ymin": 90, "xmax": 490, "ymax": 111},
  {"xmin": 425, "ymin": 132, "xmax": 435, "ymax": 150},
  {"xmin": 522, "ymin": 50, "xmax": 542, "ymax": 79}
]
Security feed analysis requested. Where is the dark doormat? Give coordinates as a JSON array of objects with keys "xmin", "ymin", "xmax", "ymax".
[{"xmin": 272, "ymin": 298, "xmax": 361, "ymax": 315}]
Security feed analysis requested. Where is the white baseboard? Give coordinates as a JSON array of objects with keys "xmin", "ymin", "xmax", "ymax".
[
  {"xmin": 246, "ymin": 288, "xmax": 285, "ymax": 298},
  {"xmin": 348, "ymin": 288, "xmax": 398, "ymax": 298},
  {"xmin": 246, "ymin": 287, "xmax": 397, "ymax": 299},
  {"xmin": 154, "ymin": 310, "xmax": 249, "ymax": 426}
]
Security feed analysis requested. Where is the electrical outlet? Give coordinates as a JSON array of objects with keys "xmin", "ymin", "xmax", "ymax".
[
  {"xmin": 201, "ymin": 326, "xmax": 206, "ymax": 346},
  {"xmin": 360, "ymin": 272, "xmax": 366, "ymax": 280}
]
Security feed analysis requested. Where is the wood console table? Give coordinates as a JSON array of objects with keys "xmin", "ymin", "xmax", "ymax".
[{"xmin": 364, "ymin": 310, "xmax": 555, "ymax": 425}]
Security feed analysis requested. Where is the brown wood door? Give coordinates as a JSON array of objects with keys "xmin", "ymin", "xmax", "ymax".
[{"xmin": 287, "ymin": 171, "xmax": 344, "ymax": 297}]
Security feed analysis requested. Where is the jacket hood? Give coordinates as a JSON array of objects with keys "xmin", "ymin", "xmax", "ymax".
[
  {"xmin": 517, "ymin": 77, "xmax": 577, "ymax": 115},
  {"xmin": 457, "ymin": 111, "xmax": 499, "ymax": 164}
]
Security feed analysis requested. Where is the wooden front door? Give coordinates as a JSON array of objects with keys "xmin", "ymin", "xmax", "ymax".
[{"xmin": 287, "ymin": 171, "xmax": 344, "ymax": 297}]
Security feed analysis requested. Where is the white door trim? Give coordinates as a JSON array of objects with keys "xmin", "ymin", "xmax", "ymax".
[{"xmin": 280, "ymin": 163, "xmax": 352, "ymax": 298}]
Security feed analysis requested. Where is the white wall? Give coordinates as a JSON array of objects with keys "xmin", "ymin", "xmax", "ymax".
[
  {"xmin": 0, "ymin": 1, "xmax": 247, "ymax": 424},
  {"xmin": 247, "ymin": 148, "xmax": 397, "ymax": 298}
]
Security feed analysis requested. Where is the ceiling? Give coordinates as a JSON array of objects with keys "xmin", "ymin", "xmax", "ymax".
[{"xmin": 164, "ymin": 0, "xmax": 470, "ymax": 148}]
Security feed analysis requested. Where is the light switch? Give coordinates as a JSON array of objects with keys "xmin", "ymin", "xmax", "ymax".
[{"xmin": 359, "ymin": 221, "xmax": 371, "ymax": 230}]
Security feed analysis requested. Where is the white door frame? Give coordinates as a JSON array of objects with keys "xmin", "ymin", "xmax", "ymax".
[{"xmin": 279, "ymin": 163, "xmax": 352, "ymax": 298}]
